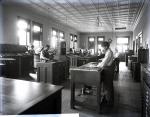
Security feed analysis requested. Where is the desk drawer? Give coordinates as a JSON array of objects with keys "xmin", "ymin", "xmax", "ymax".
[{"xmin": 71, "ymin": 70, "xmax": 101, "ymax": 85}]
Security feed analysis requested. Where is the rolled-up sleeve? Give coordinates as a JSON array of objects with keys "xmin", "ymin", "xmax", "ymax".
[{"xmin": 97, "ymin": 50, "xmax": 113, "ymax": 68}]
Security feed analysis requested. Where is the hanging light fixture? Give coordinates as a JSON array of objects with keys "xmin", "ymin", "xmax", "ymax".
[{"xmin": 97, "ymin": 0, "xmax": 102, "ymax": 27}]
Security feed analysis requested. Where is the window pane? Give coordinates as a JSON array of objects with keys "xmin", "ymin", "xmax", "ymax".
[
  {"xmin": 117, "ymin": 45, "xmax": 122, "ymax": 53},
  {"xmin": 117, "ymin": 37, "xmax": 128, "ymax": 44},
  {"xmin": 52, "ymin": 30, "xmax": 57, "ymax": 36},
  {"xmin": 89, "ymin": 38, "xmax": 94, "ymax": 42},
  {"xmin": 98, "ymin": 38, "xmax": 104, "ymax": 41},
  {"xmin": 27, "ymin": 32, "xmax": 30, "ymax": 45},
  {"xmin": 74, "ymin": 36, "xmax": 77, "ymax": 40},
  {"xmin": 70, "ymin": 35, "xmax": 73, "ymax": 39},
  {"xmin": 17, "ymin": 18, "xmax": 31, "ymax": 46},
  {"xmin": 60, "ymin": 32, "xmax": 64, "ymax": 38},
  {"xmin": 98, "ymin": 44, "xmax": 101, "ymax": 50},
  {"xmin": 74, "ymin": 42, "xmax": 77, "ymax": 49},
  {"xmin": 33, "ymin": 40, "xmax": 42, "ymax": 50},
  {"xmin": 123, "ymin": 45, "xmax": 128, "ymax": 52},
  {"xmin": 17, "ymin": 20, "xmax": 28, "ymax": 30},
  {"xmin": 33, "ymin": 25, "xmax": 41, "ymax": 32},
  {"xmin": 18, "ymin": 30, "xmax": 26, "ymax": 45},
  {"xmin": 51, "ymin": 36, "xmax": 57, "ymax": 48},
  {"xmin": 33, "ymin": 40, "xmax": 41, "ymax": 46},
  {"xmin": 70, "ymin": 41, "xmax": 73, "ymax": 48}
]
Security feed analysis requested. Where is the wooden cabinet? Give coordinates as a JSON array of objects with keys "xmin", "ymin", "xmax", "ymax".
[
  {"xmin": 128, "ymin": 55, "xmax": 137, "ymax": 70},
  {"xmin": 0, "ymin": 44, "xmax": 34, "ymax": 78},
  {"xmin": 37, "ymin": 61, "xmax": 66, "ymax": 85},
  {"xmin": 0, "ymin": 58, "xmax": 18, "ymax": 77},
  {"xmin": 0, "ymin": 55, "xmax": 33, "ymax": 78},
  {"xmin": 141, "ymin": 64, "xmax": 150, "ymax": 117},
  {"xmin": 138, "ymin": 49, "xmax": 149, "ymax": 63},
  {"xmin": 132, "ymin": 49, "xmax": 149, "ymax": 82},
  {"xmin": 125, "ymin": 50, "xmax": 134, "ymax": 66},
  {"xmin": 19, "ymin": 55, "xmax": 34, "ymax": 76}
]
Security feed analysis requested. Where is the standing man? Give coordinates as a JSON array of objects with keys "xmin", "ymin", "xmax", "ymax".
[
  {"xmin": 97, "ymin": 42, "xmax": 114, "ymax": 68},
  {"xmin": 97, "ymin": 41, "xmax": 114, "ymax": 107}
]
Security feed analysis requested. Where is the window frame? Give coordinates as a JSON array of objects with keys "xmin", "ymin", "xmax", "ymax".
[
  {"xmin": 97, "ymin": 36, "xmax": 105, "ymax": 54},
  {"xmin": 88, "ymin": 36, "xmax": 95, "ymax": 55},
  {"xmin": 32, "ymin": 21, "xmax": 43, "ymax": 48},
  {"xmin": 17, "ymin": 17, "xmax": 31, "ymax": 46},
  {"xmin": 116, "ymin": 36, "xmax": 129, "ymax": 53}
]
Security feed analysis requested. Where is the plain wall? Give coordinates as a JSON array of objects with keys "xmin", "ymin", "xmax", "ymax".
[
  {"xmin": 133, "ymin": 0, "xmax": 150, "ymax": 63},
  {"xmin": 79, "ymin": 31, "xmax": 133, "ymax": 53},
  {"xmin": 2, "ymin": 4, "xmax": 79, "ymax": 51},
  {"xmin": 0, "ymin": 3, "xmax": 3, "ymax": 42}
]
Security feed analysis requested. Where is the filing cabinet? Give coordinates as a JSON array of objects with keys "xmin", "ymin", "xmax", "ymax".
[
  {"xmin": 0, "ymin": 44, "xmax": 34, "ymax": 78},
  {"xmin": 37, "ymin": 61, "xmax": 66, "ymax": 85},
  {"xmin": 141, "ymin": 64, "xmax": 150, "ymax": 117}
]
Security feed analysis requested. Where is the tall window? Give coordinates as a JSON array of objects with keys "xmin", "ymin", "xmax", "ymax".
[
  {"xmin": 70, "ymin": 34, "xmax": 74, "ymax": 49},
  {"xmin": 17, "ymin": 18, "xmax": 30, "ymax": 46},
  {"xmin": 51, "ymin": 28, "xmax": 65, "ymax": 49},
  {"xmin": 117, "ymin": 37, "xmax": 129, "ymax": 53},
  {"xmin": 88, "ymin": 37, "xmax": 95, "ymax": 55},
  {"xmin": 70, "ymin": 34, "xmax": 77, "ymax": 50},
  {"xmin": 74, "ymin": 35, "xmax": 77, "ymax": 50},
  {"xmin": 51, "ymin": 29, "xmax": 58, "ymax": 49},
  {"xmin": 59, "ymin": 31, "xmax": 64, "ymax": 41},
  {"xmin": 32, "ymin": 22, "xmax": 42, "ymax": 50},
  {"xmin": 97, "ymin": 36, "xmax": 104, "ymax": 54}
]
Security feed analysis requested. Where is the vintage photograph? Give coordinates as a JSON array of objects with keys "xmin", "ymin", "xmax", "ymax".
[{"xmin": 0, "ymin": 0, "xmax": 150, "ymax": 117}]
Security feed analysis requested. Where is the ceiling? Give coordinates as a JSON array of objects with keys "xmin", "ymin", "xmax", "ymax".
[{"xmin": 2, "ymin": 0, "xmax": 145, "ymax": 32}]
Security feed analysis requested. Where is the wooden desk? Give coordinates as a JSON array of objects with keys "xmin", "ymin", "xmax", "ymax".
[
  {"xmin": 0, "ymin": 77, "xmax": 63, "ymax": 115},
  {"xmin": 77, "ymin": 56, "xmax": 98, "ymax": 66},
  {"xmin": 70, "ymin": 62, "xmax": 102, "ymax": 113}
]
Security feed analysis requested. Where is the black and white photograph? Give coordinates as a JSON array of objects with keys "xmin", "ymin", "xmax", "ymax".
[{"xmin": 0, "ymin": 0, "xmax": 150, "ymax": 117}]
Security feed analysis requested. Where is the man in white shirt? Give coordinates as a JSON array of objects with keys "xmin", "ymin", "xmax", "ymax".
[
  {"xmin": 97, "ymin": 42, "xmax": 114, "ymax": 68},
  {"xmin": 97, "ymin": 41, "xmax": 114, "ymax": 107}
]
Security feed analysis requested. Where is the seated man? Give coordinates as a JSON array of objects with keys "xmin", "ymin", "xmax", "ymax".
[
  {"xmin": 28, "ymin": 45, "xmax": 35, "ymax": 55},
  {"xmin": 40, "ymin": 45, "xmax": 50, "ymax": 62},
  {"xmin": 97, "ymin": 41, "xmax": 114, "ymax": 106}
]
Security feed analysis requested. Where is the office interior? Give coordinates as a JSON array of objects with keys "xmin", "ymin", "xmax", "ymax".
[{"xmin": 0, "ymin": 0, "xmax": 150, "ymax": 117}]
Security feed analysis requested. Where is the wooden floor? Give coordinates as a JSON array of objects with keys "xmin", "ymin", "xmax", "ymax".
[{"xmin": 61, "ymin": 62, "xmax": 141, "ymax": 117}]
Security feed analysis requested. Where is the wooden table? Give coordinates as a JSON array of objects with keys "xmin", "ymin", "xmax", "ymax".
[
  {"xmin": 77, "ymin": 56, "xmax": 98, "ymax": 66},
  {"xmin": 70, "ymin": 62, "xmax": 102, "ymax": 113},
  {"xmin": 0, "ymin": 77, "xmax": 63, "ymax": 115}
]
